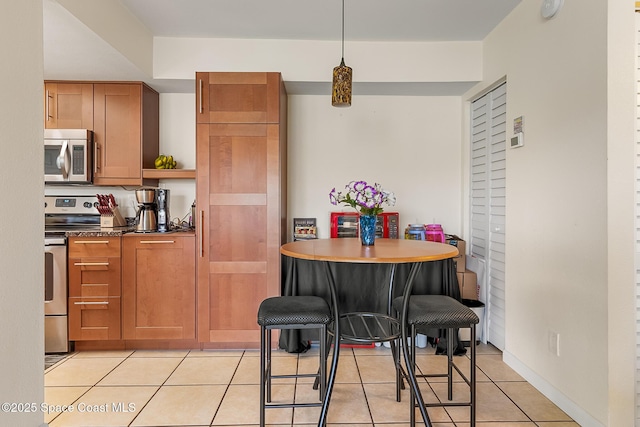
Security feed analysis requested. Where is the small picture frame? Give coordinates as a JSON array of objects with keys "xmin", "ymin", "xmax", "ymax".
[{"xmin": 293, "ymin": 218, "xmax": 317, "ymax": 240}]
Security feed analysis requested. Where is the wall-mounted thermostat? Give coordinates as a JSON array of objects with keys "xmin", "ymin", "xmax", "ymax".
[{"xmin": 510, "ymin": 132, "xmax": 524, "ymax": 148}]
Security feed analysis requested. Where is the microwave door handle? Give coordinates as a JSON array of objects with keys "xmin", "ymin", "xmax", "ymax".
[{"xmin": 56, "ymin": 140, "xmax": 69, "ymax": 180}]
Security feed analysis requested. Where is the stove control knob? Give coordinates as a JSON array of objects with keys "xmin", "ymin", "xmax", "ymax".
[{"xmin": 83, "ymin": 201, "xmax": 93, "ymax": 209}]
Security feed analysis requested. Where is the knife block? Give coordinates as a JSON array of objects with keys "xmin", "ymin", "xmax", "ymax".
[{"xmin": 100, "ymin": 206, "xmax": 127, "ymax": 228}]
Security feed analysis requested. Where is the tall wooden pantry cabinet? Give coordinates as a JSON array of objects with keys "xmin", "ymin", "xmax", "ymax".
[{"xmin": 195, "ymin": 72, "xmax": 287, "ymax": 347}]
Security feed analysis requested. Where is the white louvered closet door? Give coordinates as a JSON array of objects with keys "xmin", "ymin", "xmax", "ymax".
[{"xmin": 470, "ymin": 83, "xmax": 507, "ymax": 351}]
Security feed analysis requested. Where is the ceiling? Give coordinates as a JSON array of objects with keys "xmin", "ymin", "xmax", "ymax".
[{"xmin": 43, "ymin": 0, "xmax": 523, "ymax": 94}]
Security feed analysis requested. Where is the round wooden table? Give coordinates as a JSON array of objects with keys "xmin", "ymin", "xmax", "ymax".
[
  {"xmin": 280, "ymin": 238, "xmax": 458, "ymax": 426},
  {"xmin": 281, "ymin": 238, "xmax": 458, "ymax": 264}
]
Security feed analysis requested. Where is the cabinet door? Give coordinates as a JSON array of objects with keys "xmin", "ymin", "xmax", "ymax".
[
  {"xmin": 122, "ymin": 235, "xmax": 196, "ymax": 340},
  {"xmin": 196, "ymin": 123, "xmax": 283, "ymax": 344},
  {"xmin": 196, "ymin": 72, "xmax": 282, "ymax": 124},
  {"xmin": 93, "ymin": 83, "xmax": 143, "ymax": 186},
  {"xmin": 44, "ymin": 82, "xmax": 93, "ymax": 129}
]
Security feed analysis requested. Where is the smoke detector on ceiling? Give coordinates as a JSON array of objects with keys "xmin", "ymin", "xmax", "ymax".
[{"xmin": 541, "ymin": 0, "xmax": 563, "ymax": 19}]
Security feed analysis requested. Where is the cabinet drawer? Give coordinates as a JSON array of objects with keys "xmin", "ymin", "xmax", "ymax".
[
  {"xmin": 69, "ymin": 296, "xmax": 121, "ymax": 341},
  {"xmin": 69, "ymin": 237, "xmax": 121, "ymax": 257},
  {"xmin": 68, "ymin": 257, "xmax": 121, "ymax": 297}
]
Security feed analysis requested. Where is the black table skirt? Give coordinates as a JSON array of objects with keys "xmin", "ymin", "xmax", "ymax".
[{"xmin": 279, "ymin": 255, "xmax": 464, "ymax": 354}]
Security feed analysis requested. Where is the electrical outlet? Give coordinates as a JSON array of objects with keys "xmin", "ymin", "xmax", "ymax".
[{"xmin": 548, "ymin": 331, "xmax": 560, "ymax": 356}]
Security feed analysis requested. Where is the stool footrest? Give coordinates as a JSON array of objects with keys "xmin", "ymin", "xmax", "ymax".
[
  {"xmin": 271, "ymin": 373, "xmax": 319, "ymax": 380},
  {"xmin": 338, "ymin": 312, "xmax": 401, "ymax": 343},
  {"xmin": 425, "ymin": 402, "xmax": 473, "ymax": 408},
  {"xmin": 265, "ymin": 402, "xmax": 323, "ymax": 409}
]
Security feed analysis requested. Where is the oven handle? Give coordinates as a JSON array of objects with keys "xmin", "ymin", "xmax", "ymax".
[{"xmin": 44, "ymin": 252, "xmax": 54, "ymax": 302}]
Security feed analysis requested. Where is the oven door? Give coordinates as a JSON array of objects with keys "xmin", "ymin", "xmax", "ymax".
[{"xmin": 45, "ymin": 237, "xmax": 68, "ymax": 353}]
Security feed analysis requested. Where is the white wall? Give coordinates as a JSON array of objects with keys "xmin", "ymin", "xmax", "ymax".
[
  {"xmin": 287, "ymin": 94, "xmax": 463, "ymax": 238},
  {"xmin": 606, "ymin": 1, "xmax": 637, "ymax": 425},
  {"xmin": 157, "ymin": 93, "xmax": 196, "ymax": 222},
  {"xmin": 461, "ymin": 0, "xmax": 635, "ymax": 425},
  {"xmin": 153, "ymin": 92, "xmax": 464, "ymax": 238},
  {"xmin": 154, "ymin": 37, "xmax": 482, "ymax": 85},
  {"xmin": 0, "ymin": 1, "xmax": 45, "ymax": 426}
]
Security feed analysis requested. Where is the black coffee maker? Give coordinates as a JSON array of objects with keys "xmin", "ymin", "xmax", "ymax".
[{"xmin": 156, "ymin": 188, "xmax": 170, "ymax": 232}]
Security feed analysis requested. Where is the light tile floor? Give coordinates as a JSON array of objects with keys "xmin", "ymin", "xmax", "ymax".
[{"xmin": 44, "ymin": 343, "xmax": 579, "ymax": 426}]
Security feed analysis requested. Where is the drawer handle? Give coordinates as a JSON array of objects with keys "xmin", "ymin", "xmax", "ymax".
[
  {"xmin": 74, "ymin": 301, "xmax": 109, "ymax": 305},
  {"xmin": 74, "ymin": 262, "xmax": 109, "ymax": 266},
  {"xmin": 140, "ymin": 240, "xmax": 175, "ymax": 244},
  {"xmin": 74, "ymin": 240, "xmax": 110, "ymax": 244}
]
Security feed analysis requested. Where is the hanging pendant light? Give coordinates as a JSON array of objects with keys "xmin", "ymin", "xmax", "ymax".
[{"xmin": 332, "ymin": 0, "xmax": 352, "ymax": 107}]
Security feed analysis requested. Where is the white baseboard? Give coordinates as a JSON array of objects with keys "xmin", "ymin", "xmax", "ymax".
[{"xmin": 502, "ymin": 350, "xmax": 604, "ymax": 427}]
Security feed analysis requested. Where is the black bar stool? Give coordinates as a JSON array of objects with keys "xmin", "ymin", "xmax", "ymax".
[
  {"xmin": 257, "ymin": 295, "xmax": 333, "ymax": 427},
  {"xmin": 393, "ymin": 294, "xmax": 479, "ymax": 427}
]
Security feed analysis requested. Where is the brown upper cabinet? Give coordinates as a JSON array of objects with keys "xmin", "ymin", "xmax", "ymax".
[
  {"xmin": 196, "ymin": 72, "xmax": 283, "ymax": 124},
  {"xmin": 44, "ymin": 82, "xmax": 94, "ymax": 129},
  {"xmin": 44, "ymin": 81, "xmax": 159, "ymax": 186}
]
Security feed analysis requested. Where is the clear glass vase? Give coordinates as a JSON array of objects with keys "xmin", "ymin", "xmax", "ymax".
[{"xmin": 359, "ymin": 214, "xmax": 376, "ymax": 246}]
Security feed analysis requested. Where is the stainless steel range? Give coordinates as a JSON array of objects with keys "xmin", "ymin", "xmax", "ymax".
[{"xmin": 44, "ymin": 195, "xmax": 100, "ymax": 353}]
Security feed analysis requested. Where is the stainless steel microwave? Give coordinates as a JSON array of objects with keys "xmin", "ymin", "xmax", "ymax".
[{"xmin": 44, "ymin": 129, "xmax": 93, "ymax": 184}]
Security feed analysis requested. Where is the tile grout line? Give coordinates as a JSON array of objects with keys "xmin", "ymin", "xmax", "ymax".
[
  {"xmin": 205, "ymin": 349, "xmax": 248, "ymax": 427},
  {"xmin": 46, "ymin": 351, "xmax": 134, "ymax": 426},
  {"xmin": 351, "ymin": 348, "xmax": 376, "ymax": 426},
  {"xmin": 473, "ymin": 353, "xmax": 537, "ymax": 425},
  {"xmin": 124, "ymin": 349, "xmax": 191, "ymax": 427}
]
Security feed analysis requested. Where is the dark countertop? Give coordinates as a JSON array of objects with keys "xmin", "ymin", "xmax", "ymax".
[
  {"xmin": 65, "ymin": 226, "xmax": 134, "ymax": 237},
  {"xmin": 122, "ymin": 229, "xmax": 196, "ymax": 237},
  {"xmin": 65, "ymin": 228, "xmax": 195, "ymax": 237}
]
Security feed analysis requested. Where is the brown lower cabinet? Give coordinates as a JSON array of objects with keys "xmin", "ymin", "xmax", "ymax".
[
  {"xmin": 122, "ymin": 234, "xmax": 196, "ymax": 340},
  {"xmin": 68, "ymin": 237, "xmax": 122, "ymax": 341},
  {"xmin": 69, "ymin": 234, "xmax": 196, "ymax": 349}
]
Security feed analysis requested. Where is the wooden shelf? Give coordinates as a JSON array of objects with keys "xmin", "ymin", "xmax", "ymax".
[{"xmin": 142, "ymin": 169, "xmax": 196, "ymax": 179}]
